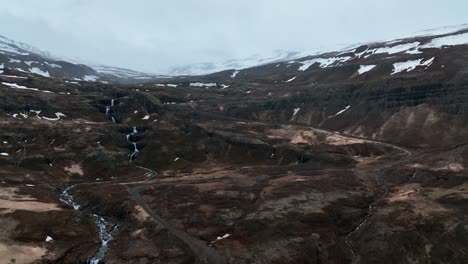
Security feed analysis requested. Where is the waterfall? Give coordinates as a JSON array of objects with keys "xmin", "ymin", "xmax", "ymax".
[
  {"xmin": 128, "ymin": 127, "xmax": 139, "ymax": 162},
  {"xmin": 106, "ymin": 99, "xmax": 116, "ymax": 123}
]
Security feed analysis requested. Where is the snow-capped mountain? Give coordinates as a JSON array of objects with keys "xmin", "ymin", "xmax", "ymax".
[
  {"xmin": 167, "ymin": 50, "xmax": 302, "ymax": 76},
  {"xmin": 169, "ymin": 24, "xmax": 468, "ymax": 76},
  {"xmin": 0, "ymin": 35, "xmax": 170, "ymax": 83},
  {"xmin": 0, "ymin": 35, "xmax": 104, "ymax": 81},
  {"xmin": 88, "ymin": 64, "xmax": 172, "ymax": 83},
  {"xmin": 2, "ymin": 24, "xmax": 468, "ymax": 82}
]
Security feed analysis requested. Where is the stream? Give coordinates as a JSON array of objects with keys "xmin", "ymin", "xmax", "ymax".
[
  {"xmin": 344, "ymin": 172, "xmax": 417, "ymax": 263},
  {"xmin": 59, "ymin": 186, "xmax": 118, "ymax": 264}
]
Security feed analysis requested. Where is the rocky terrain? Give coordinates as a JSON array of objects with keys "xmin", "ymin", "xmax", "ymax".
[{"xmin": 0, "ymin": 26, "xmax": 468, "ymax": 264}]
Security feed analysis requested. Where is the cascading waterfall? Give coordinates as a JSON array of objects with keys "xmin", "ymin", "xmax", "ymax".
[
  {"xmin": 59, "ymin": 186, "xmax": 80, "ymax": 210},
  {"xmin": 59, "ymin": 186, "xmax": 118, "ymax": 264},
  {"xmin": 106, "ymin": 99, "xmax": 116, "ymax": 123},
  {"xmin": 127, "ymin": 126, "xmax": 139, "ymax": 162},
  {"xmin": 88, "ymin": 214, "xmax": 119, "ymax": 264}
]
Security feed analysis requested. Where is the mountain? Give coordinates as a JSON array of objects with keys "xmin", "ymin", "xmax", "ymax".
[
  {"xmin": 167, "ymin": 49, "xmax": 302, "ymax": 76},
  {"xmin": 0, "ymin": 35, "xmax": 170, "ymax": 83},
  {"xmin": 3, "ymin": 24, "xmax": 468, "ymax": 80},
  {"xmin": 2, "ymin": 24, "xmax": 468, "ymax": 263},
  {"xmin": 199, "ymin": 24, "xmax": 468, "ymax": 82},
  {"xmin": 0, "ymin": 35, "xmax": 103, "ymax": 81},
  {"xmin": 167, "ymin": 24, "xmax": 468, "ymax": 76}
]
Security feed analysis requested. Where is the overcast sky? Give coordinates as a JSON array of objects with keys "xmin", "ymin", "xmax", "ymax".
[{"xmin": 0, "ymin": 0, "xmax": 467, "ymax": 73}]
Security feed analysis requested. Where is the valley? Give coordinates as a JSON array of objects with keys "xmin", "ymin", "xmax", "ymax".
[{"xmin": 0, "ymin": 26, "xmax": 468, "ymax": 264}]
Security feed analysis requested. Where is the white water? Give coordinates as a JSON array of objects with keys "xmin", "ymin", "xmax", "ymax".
[
  {"xmin": 59, "ymin": 186, "xmax": 80, "ymax": 210},
  {"xmin": 59, "ymin": 186, "xmax": 118, "ymax": 264},
  {"xmin": 128, "ymin": 126, "xmax": 139, "ymax": 162},
  {"xmin": 106, "ymin": 99, "xmax": 117, "ymax": 123},
  {"xmin": 88, "ymin": 214, "xmax": 119, "ymax": 264}
]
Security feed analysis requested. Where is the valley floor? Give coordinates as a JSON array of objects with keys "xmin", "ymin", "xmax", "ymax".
[{"xmin": 0, "ymin": 69, "xmax": 467, "ymax": 264}]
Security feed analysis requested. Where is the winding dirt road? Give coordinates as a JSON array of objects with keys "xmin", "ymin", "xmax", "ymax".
[
  {"xmin": 129, "ymin": 184, "xmax": 228, "ymax": 264},
  {"xmin": 125, "ymin": 123, "xmax": 415, "ymax": 264}
]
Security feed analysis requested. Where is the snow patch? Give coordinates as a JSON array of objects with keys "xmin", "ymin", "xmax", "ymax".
[
  {"xmin": 292, "ymin": 108, "xmax": 300, "ymax": 117},
  {"xmin": 42, "ymin": 112, "xmax": 66, "ymax": 121},
  {"xmin": 298, "ymin": 56, "xmax": 352, "ymax": 71},
  {"xmin": 285, "ymin": 76, "xmax": 297, "ymax": 83},
  {"xmin": 0, "ymin": 74, "xmax": 28, "ymax": 79},
  {"xmin": 44, "ymin": 62, "xmax": 62, "ymax": 68},
  {"xmin": 83, "ymin": 75, "xmax": 99, "ymax": 82},
  {"xmin": 231, "ymin": 70, "xmax": 240, "ymax": 78},
  {"xmin": 190, "ymin": 82, "xmax": 218, "ymax": 87},
  {"xmin": 421, "ymin": 32, "xmax": 468, "ymax": 49},
  {"xmin": 1, "ymin": 82, "xmax": 52, "ymax": 93},
  {"xmin": 357, "ymin": 65, "xmax": 376, "ymax": 75},
  {"xmin": 391, "ymin": 57, "xmax": 434, "ymax": 75},
  {"xmin": 30, "ymin": 67, "xmax": 50, "ymax": 77},
  {"xmin": 329, "ymin": 105, "xmax": 350, "ymax": 118},
  {"xmin": 372, "ymin": 42, "xmax": 420, "ymax": 55}
]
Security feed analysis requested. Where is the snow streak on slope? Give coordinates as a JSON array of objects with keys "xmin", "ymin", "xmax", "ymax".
[
  {"xmin": 391, "ymin": 57, "xmax": 434, "ymax": 75},
  {"xmin": 298, "ymin": 57, "xmax": 352, "ymax": 71},
  {"xmin": 357, "ymin": 65, "xmax": 376, "ymax": 75},
  {"xmin": 421, "ymin": 32, "xmax": 468, "ymax": 49}
]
